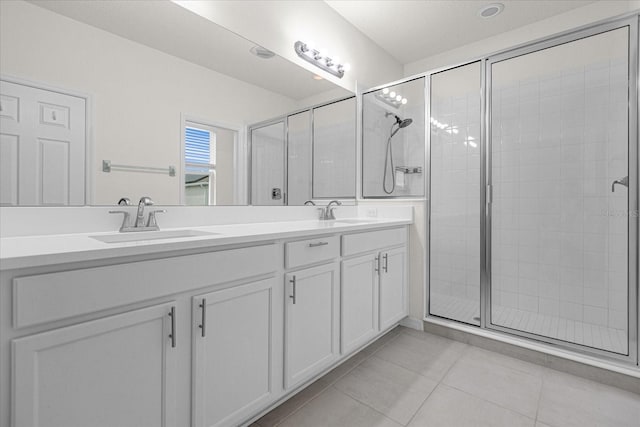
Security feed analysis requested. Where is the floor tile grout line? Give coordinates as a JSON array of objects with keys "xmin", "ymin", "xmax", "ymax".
[
  {"xmin": 271, "ymin": 381, "xmax": 333, "ymax": 427},
  {"xmin": 402, "ymin": 382, "xmax": 440, "ymax": 426},
  {"xmin": 533, "ymin": 370, "xmax": 546, "ymax": 424},
  {"xmin": 440, "ymin": 382, "xmax": 538, "ymax": 423},
  {"xmin": 329, "ymin": 384, "xmax": 411, "ymax": 426},
  {"xmin": 269, "ymin": 330, "xmax": 400, "ymax": 427}
]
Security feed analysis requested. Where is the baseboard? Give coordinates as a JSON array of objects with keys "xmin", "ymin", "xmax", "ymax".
[{"xmin": 399, "ymin": 316, "xmax": 423, "ymax": 330}]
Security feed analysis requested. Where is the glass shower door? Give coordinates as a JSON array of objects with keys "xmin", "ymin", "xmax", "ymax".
[
  {"xmin": 429, "ymin": 62, "xmax": 482, "ymax": 325},
  {"xmin": 488, "ymin": 24, "xmax": 636, "ymax": 357}
]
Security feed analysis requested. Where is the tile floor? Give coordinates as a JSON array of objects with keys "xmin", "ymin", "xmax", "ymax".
[
  {"xmin": 431, "ymin": 294, "xmax": 627, "ymax": 354},
  {"xmin": 253, "ymin": 326, "xmax": 640, "ymax": 427}
]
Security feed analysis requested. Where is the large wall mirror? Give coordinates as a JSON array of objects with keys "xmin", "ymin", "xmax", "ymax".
[{"xmin": 0, "ymin": 0, "xmax": 353, "ymax": 206}]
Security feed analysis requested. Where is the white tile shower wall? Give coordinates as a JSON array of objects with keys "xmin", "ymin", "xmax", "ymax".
[
  {"xmin": 491, "ymin": 58, "xmax": 628, "ymax": 346},
  {"xmin": 430, "ymin": 85, "xmax": 481, "ymax": 323}
]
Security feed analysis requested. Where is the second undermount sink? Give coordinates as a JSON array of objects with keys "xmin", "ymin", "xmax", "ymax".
[{"xmin": 91, "ymin": 229, "xmax": 219, "ymax": 244}]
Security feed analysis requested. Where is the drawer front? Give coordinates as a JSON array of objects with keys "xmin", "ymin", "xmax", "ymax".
[
  {"xmin": 285, "ymin": 235, "xmax": 339, "ymax": 269},
  {"xmin": 13, "ymin": 244, "xmax": 279, "ymax": 328},
  {"xmin": 342, "ymin": 227, "xmax": 407, "ymax": 257}
]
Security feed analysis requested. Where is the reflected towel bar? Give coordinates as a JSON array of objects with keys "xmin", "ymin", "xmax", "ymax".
[{"xmin": 102, "ymin": 160, "xmax": 176, "ymax": 177}]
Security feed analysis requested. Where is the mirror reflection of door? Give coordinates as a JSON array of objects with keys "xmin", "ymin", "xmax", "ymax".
[
  {"xmin": 183, "ymin": 120, "xmax": 238, "ymax": 206},
  {"xmin": 250, "ymin": 121, "xmax": 286, "ymax": 206},
  {"xmin": 0, "ymin": 79, "xmax": 86, "ymax": 206}
]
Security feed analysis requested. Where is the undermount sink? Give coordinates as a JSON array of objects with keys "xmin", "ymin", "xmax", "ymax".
[{"xmin": 91, "ymin": 229, "xmax": 218, "ymax": 244}]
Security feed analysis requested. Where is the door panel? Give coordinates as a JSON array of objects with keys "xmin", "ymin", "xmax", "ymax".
[
  {"xmin": 0, "ymin": 80, "xmax": 86, "ymax": 205},
  {"xmin": 488, "ymin": 26, "xmax": 633, "ymax": 356},
  {"xmin": 250, "ymin": 121, "xmax": 285, "ymax": 205},
  {"xmin": 12, "ymin": 303, "xmax": 177, "ymax": 427}
]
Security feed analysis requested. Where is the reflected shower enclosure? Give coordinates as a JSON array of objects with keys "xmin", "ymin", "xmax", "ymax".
[{"xmin": 362, "ymin": 78, "xmax": 425, "ymax": 198}]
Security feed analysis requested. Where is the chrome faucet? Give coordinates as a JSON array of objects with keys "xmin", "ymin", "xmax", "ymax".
[
  {"xmin": 109, "ymin": 196, "xmax": 165, "ymax": 232},
  {"xmin": 136, "ymin": 196, "xmax": 154, "ymax": 227},
  {"xmin": 304, "ymin": 200, "xmax": 316, "ymax": 206},
  {"xmin": 320, "ymin": 200, "xmax": 342, "ymax": 220}
]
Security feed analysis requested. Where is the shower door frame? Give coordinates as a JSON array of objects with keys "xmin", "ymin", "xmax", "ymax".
[{"xmin": 483, "ymin": 17, "xmax": 639, "ymax": 364}]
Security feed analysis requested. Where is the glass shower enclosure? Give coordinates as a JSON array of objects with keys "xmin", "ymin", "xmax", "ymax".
[{"xmin": 427, "ymin": 17, "xmax": 638, "ymax": 363}]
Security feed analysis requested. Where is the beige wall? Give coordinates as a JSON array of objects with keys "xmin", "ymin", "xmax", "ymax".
[{"xmin": 0, "ymin": 1, "xmax": 298, "ymax": 205}]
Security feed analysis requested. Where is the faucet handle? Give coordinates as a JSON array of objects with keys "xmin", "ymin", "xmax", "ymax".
[
  {"xmin": 146, "ymin": 209, "xmax": 166, "ymax": 228},
  {"xmin": 317, "ymin": 207, "xmax": 326, "ymax": 220},
  {"xmin": 109, "ymin": 210, "xmax": 132, "ymax": 231}
]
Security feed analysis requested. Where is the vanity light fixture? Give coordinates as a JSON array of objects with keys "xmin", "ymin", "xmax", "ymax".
[
  {"xmin": 294, "ymin": 41, "xmax": 349, "ymax": 79},
  {"xmin": 375, "ymin": 88, "xmax": 407, "ymax": 109}
]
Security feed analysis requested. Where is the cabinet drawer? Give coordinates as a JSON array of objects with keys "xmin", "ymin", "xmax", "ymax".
[
  {"xmin": 13, "ymin": 244, "xmax": 279, "ymax": 328},
  {"xmin": 341, "ymin": 227, "xmax": 407, "ymax": 257},
  {"xmin": 285, "ymin": 236, "xmax": 339, "ymax": 269}
]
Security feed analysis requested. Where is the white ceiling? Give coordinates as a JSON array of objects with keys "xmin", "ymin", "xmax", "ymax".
[
  {"xmin": 29, "ymin": 0, "xmax": 346, "ymax": 101},
  {"xmin": 325, "ymin": 0, "xmax": 596, "ymax": 64}
]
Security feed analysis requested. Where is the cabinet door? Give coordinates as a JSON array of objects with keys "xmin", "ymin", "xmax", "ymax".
[
  {"xmin": 379, "ymin": 247, "xmax": 407, "ymax": 330},
  {"xmin": 285, "ymin": 263, "xmax": 339, "ymax": 389},
  {"xmin": 193, "ymin": 278, "xmax": 276, "ymax": 427},
  {"xmin": 341, "ymin": 254, "xmax": 379, "ymax": 355},
  {"xmin": 12, "ymin": 302, "xmax": 177, "ymax": 427}
]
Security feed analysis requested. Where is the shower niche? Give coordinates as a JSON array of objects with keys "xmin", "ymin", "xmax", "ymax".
[{"xmin": 362, "ymin": 77, "xmax": 425, "ymax": 198}]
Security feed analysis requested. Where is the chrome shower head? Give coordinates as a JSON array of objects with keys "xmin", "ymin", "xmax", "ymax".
[
  {"xmin": 385, "ymin": 112, "xmax": 413, "ymax": 129},
  {"xmin": 398, "ymin": 118, "xmax": 412, "ymax": 128}
]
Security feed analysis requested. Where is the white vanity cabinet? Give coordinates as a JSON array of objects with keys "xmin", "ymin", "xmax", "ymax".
[
  {"xmin": 1, "ymin": 223, "xmax": 410, "ymax": 427},
  {"xmin": 12, "ymin": 302, "xmax": 178, "ymax": 427},
  {"xmin": 378, "ymin": 246, "xmax": 407, "ymax": 330},
  {"xmin": 341, "ymin": 228, "xmax": 408, "ymax": 354},
  {"xmin": 192, "ymin": 278, "xmax": 281, "ymax": 427},
  {"xmin": 283, "ymin": 236, "xmax": 340, "ymax": 389}
]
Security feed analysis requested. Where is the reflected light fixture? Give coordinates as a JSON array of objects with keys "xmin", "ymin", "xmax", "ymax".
[
  {"xmin": 294, "ymin": 41, "xmax": 349, "ymax": 78},
  {"xmin": 375, "ymin": 88, "xmax": 407, "ymax": 109}
]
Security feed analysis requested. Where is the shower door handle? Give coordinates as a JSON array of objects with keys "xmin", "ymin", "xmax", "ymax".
[{"xmin": 611, "ymin": 176, "xmax": 629, "ymax": 192}]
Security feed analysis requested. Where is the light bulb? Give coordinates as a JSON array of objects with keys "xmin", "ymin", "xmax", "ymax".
[
  {"xmin": 382, "ymin": 88, "xmax": 389, "ymax": 95},
  {"xmin": 396, "ymin": 95, "xmax": 402, "ymax": 101},
  {"xmin": 389, "ymin": 91, "xmax": 396, "ymax": 98},
  {"xmin": 401, "ymin": 98, "xmax": 408, "ymax": 104}
]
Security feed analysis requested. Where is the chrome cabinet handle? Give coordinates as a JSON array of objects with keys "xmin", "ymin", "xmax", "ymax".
[
  {"xmin": 611, "ymin": 176, "xmax": 629, "ymax": 192},
  {"xmin": 199, "ymin": 298, "xmax": 206, "ymax": 338},
  {"xmin": 383, "ymin": 253, "xmax": 388, "ymax": 273},
  {"xmin": 168, "ymin": 306, "xmax": 176, "ymax": 348},
  {"xmin": 290, "ymin": 276, "xmax": 297, "ymax": 304},
  {"xmin": 308, "ymin": 241, "xmax": 329, "ymax": 247},
  {"xmin": 375, "ymin": 255, "xmax": 380, "ymax": 273}
]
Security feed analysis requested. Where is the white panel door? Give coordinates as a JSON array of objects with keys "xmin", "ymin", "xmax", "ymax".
[
  {"xmin": 192, "ymin": 278, "xmax": 276, "ymax": 427},
  {"xmin": 250, "ymin": 121, "xmax": 285, "ymax": 205},
  {"xmin": 379, "ymin": 247, "xmax": 407, "ymax": 330},
  {"xmin": 0, "ymin": 80, "xmax": 86, "ymax": 205},
  {"xmin": 284, "ymin": 263, "xmax": 339, "ymax": 389},
  {"xmin": 341, "ymin": 254, "xmax": 379, "ymax": 354},
  {"xmin": 12, "ymin": 302, "xmax": 177, "ymax": 427}
]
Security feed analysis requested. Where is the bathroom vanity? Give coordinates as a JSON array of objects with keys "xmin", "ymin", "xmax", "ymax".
[{"xmin": 0, "ymin": 216, "xmax": 410, "ymax": 427}]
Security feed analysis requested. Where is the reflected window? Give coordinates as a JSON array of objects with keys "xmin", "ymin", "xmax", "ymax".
[{"xmin": 184, "ymin": 122, "xmax": 216, "ymax": 206}]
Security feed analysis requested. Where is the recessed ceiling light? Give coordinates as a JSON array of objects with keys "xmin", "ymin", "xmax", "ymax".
[
  {"xmin": 249, "ymin": 45, "xmax": 275, "ymax": 59},
  {"xmin": 312, "ymin": 75, "xmax": 324, "ymax": 80},
  {"xmin": 478, "ymin": 3, "xmax": 504, "ymax": 19}
]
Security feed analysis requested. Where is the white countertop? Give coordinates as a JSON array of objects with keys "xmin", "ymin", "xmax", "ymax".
[{"xmin": 0, "ymin": 218, "xmax": 411, "ymax": 270}]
